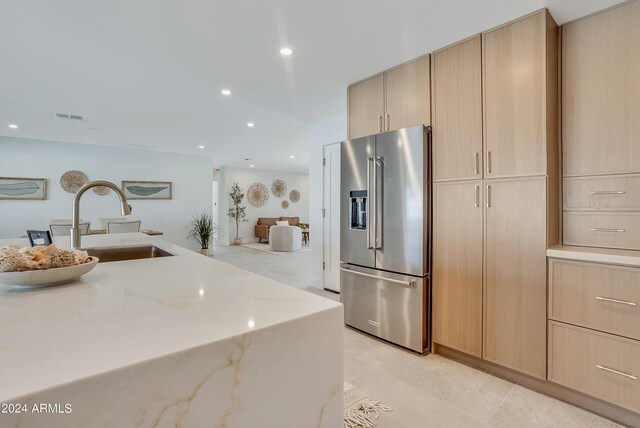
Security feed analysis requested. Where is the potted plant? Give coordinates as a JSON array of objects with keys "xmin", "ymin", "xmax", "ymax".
[
  {"xmin": 188, "ymin": 211, "xmax": 217, "ymax": 256},
  {"xmin": 227, "ymin": 182, "xmax": 248, "ymax": 245}
]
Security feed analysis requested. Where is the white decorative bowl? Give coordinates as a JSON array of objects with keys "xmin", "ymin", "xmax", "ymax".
[{"xmin": 0, "ymin": 257, "xmax": 99, "ymax": 287}]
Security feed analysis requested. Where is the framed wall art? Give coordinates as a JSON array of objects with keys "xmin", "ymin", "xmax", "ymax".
[
  {"xmin": 122, "ymin": 180, "xmax": 172, "ymax": 200},
  {"xmin": 0, "ymin": 177, "xmax": 47, "ymax": 200}
]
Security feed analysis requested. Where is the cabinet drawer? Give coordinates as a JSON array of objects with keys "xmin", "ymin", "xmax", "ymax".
[
  {"xmin": 564, "ymin": 175, "xmax": 640, "ymax": 211},
  {"xmin": 564, "ymin": 212, "xmax": 640, "ymax": 250},
  {"xmin": 549, "ymin": 259, "xmax": 640, "ymax": 340},
  {"xmin": 549, "ymin": 322, "xmax": 640, "ymax": 413}
]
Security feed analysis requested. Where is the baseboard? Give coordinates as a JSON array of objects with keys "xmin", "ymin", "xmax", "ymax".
[
  {"xmin": 308, "ymin": 276, "xmax": 322, "ymax": 289},
  {"xmin": 434, "ymin": 344, "xmax": 639, "ymax": 427}
]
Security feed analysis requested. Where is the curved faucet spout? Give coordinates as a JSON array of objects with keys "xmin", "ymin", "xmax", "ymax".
[{"xmin": 71, "ymin": 180, "xmax": 132, "ymax": 249}]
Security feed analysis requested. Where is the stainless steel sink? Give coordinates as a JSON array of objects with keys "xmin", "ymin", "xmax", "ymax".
[{"xmin": 85, "ymin": 245, "xmax": 174, "ymax": 263}]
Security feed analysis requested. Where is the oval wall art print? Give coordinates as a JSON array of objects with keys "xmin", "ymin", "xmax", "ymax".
[
  {"xmin": 0, "ymin": 177, "xmax": 47, "ymax": 200},
  {"xmin": 122, "ymin": 181, "xmax": 172, "ymax": 200}
]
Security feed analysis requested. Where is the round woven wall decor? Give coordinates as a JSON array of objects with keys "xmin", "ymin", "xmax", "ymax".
[
  {"xmin": 60, "ymin": 170, "xmax": 89, "ymax": 193},
  {"xmin": 289, "ymin": 190, "xmax": 300, "ymax": 203},
  {"xmin": 247, "ymin": 182, "xmax": 269, "ymax": 207},
  {"xmin": 93, "ymin": 186, "xmax": 110, "ymax": 196},
  {"xmin": 281, "ymin": 200, "xmax": 289, "ymax": 209},
  {"xmin": 271, "ymin": 179, "xmax": 287, "ymax": 197}
]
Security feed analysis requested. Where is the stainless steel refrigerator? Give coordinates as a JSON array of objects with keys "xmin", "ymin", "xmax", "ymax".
[{"xmin": 340, "ymin": 125, "xmax": 431, "ymax": 353}]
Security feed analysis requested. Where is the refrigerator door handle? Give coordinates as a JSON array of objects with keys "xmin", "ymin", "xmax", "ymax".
[
  {"xmin": 375, "ymin": 156, "xmax": 383, "ymax": 249},
  {"xmin": 340, "ymin": 267, "xmax": 416, "ymax": 287},
  {"xmin": 366, "ymin": 157, "xmax": 374, "ymax": 249}
]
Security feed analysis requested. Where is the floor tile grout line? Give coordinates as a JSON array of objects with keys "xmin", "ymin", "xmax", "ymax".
[{"xmin": 482, "ymin": 383, "xmax": 518, "ymax": 423}]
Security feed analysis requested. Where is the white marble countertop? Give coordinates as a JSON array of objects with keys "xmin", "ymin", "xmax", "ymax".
[
  {"xmin": 547, "ymin": 245, "xmax": 640, "ymax": 268},
  {"xmin": 0, "ymin": 233, "xmax": 342, "ymax": 402}
]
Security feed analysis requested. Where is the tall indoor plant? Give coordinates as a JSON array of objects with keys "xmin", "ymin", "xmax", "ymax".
[
  {"xmin": 188, "ymin": 211, "xmax": 217, "ymax": 256},
  {"xmin": 227, "ymin": 182, "xmax": 248, "ymax": 245}
]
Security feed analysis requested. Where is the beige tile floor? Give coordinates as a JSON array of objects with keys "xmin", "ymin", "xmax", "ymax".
[{"xmin": 213, "ymin": 244, "xmax": 622, "ymax": 428}]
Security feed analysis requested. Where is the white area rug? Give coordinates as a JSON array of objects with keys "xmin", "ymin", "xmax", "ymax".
[
  {"xmin": 344, "ymin": 382, "xmax": 392, "ymax": 428},
  {"xmin": 242, "ymin": 242, "xmax": 310, "ymax": 255}
]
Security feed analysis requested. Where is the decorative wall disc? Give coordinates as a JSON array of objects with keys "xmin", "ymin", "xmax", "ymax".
[
  {"xmin": 281, "ymin": 200, "xmax": 289, "ymax": 209},
  {"xmin": 247, "ymin": 182, "xmax": 269, "ymax": 207},
  {"xmin": 271, "ymin": 179, "xmax": 287, "ymax": 197},
  {"xmin": 93, "ymin": 186, "xmax": 110, "ymax": 196},
  {"xmin": 60, "ymin": 170, "xmax": 89, "ymax": 193},
  {"xmin": 289, "ymin": 190, "xmax": 300, "ymax": 203}
]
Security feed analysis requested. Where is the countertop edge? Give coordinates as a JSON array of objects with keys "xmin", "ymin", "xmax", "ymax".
[{"xmin": 547, "ymin": 245, "xmax": 640, "ymax": 268}]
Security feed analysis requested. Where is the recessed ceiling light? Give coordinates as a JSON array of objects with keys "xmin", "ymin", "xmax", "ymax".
[
  {"xmin": 8, "ymin": 124, "xmax": 18, "ymax": 129},
  {"xmin": 290, "ymin": 155, "xmax": 295, "ymax": 159},
  {"xmin": 246, "ymin": 122, "xmax": 255, "ymax": 128},
  {"xmin": 221, "ymin": 89, "xmax": 231, "ymax": 96},
  {"xmin": 198, "ymin": 145, "xmax": 205, "ymax": 149},
  {"xmin": 250, "ymin": 164, "xmax": 255, "ymax": 168},
  {"xmin": 280, "ymin": 47, "xmax": 293, "ymax": 56}
]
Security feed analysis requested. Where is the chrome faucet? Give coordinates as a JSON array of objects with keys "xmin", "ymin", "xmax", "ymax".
[{"xmin": 71, "ymin": 180, "xmax": 132, "ymax": 249}]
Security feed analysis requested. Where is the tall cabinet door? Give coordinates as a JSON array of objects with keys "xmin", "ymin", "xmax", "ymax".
[
  {"xmin": 484, "ymin": 177, "xmax": 547, "ymax": 379},
  {"xmin": 384, "ymin": 56, "xmax": 431, "ymax": 132},
  {"xmin": 433, "ymin": 36, "xmax": 483, "ymax": 182},
  {"xmin": 563, "ymin": 1, "xmax": 640, "ymax": 176},
  {"xmin": 483, "ymin": 12, "xmax": 547, "ymax": 178},
  {"xmin": 433, "ymin": 181, "xmax": 483, "ymax": 357},
  {"xmin": 348, "ymin": 74, "xmax": 384, "ymax": 139}
]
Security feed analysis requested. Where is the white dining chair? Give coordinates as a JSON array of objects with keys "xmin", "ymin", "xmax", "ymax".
[
  {"xmin": 99, "ymin": 217, "xmax": 131, "ymax": 229},
  {"xmin": 107, "ymin": 220, "xmax": 141, "ymax": 234},
  {"xmin": 50, "ymin": 222, "xmax": 90, "ymax": 236}
]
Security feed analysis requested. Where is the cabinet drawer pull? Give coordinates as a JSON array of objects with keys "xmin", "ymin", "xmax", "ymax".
[
  {"xmin": 595, "ymin": 296, "xmax": 637, "ymax": 306},
  {"xmin": 595, "ymin": 365, "xmax": 638, "ymax": 380},
  {"xmin": 474, "ymin": 152, "xmax": 479, "ymax": 175},
  {"xmin": 377, "ymin": 115, "xmax": 382, "ymax": 133},
  {"xmin": 589, "ymin": 191, "xmax": 626, "ymax": 195},
  {"xmin": 385, "ymin": 113, "xmax": 390, "ymax": 131},
  {"xmin": 589, "ymin": 228, "xmax": 625, "ymax": 233},
  {"xmin": 487, "ymin": 151, "xmax": 492, "ymax": 174}
]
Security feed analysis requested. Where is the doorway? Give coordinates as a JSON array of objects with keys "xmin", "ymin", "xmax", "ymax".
[{"xmin": 323, "ymin": 143, "xmax": 341, "ymax": 292}]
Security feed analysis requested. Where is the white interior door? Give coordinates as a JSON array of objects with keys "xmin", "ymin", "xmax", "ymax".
[{"xmin": 323, "ymin": 143, "xmax": 341, "ymax": 292}]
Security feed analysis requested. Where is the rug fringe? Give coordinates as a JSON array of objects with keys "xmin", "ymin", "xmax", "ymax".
[{"xmin": 343, "ymin": 399, "xmax": 392, "ymax": 428}]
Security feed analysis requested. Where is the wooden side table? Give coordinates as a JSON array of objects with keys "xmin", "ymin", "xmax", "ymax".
[{"xmin": 302, "ymin": 229, "xmax": 309, "ymax": 244}]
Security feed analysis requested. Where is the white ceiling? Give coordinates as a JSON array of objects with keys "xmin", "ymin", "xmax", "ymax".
[{"xmin": 0, "ymin": 0, "xmax": 626, "ymax": 172}]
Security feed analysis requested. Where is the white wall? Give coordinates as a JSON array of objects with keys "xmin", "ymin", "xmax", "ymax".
[
  {"xmin": 218, "ymin": 166, "xmax": 309, "ymax": 245},
  {"xmin": 0, "ymin": 136, "xmax": 213, "ymax": 250},
  {"xmin": 308, "ymin": 114, "xmax": 347, "ymax": 289}
]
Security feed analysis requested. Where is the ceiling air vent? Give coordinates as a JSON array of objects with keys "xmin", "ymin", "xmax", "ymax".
[{"xmin": 52, "ymin": 112, "xmax": 87, "ymax": 122}]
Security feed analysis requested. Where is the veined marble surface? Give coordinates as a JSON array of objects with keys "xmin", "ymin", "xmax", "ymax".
[{"xmin": 0, "ymin": 233, "xmax": 343, "ymax": 427}]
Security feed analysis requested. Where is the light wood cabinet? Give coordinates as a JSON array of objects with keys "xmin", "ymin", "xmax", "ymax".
[
  {"xmin": 563, "ymin": 1, "xmax": 640, "ymax": 177},
  {"xmin": 563, "ymin": 212, "xmax": 640, "ymax": 251},
  {"xmin": 483, "ymin": 10, "xmax": 558, "ymax": 178},
  {"xmin": 549, "ymin": 322, "xmax": 640, "ymax": 413},
  {"xmin": 347, "ymin": 57, "xmax": 430, "ymax": 139},
  {"xmin": 484, "ymin": 177, "xmax": 548, "ymax": 379},
  {"xmin": 348, "ymin": 74, "xmax": 384, "ymax": 140},
  {"xmin": 433, "ymin": 181, "xmax": 483, "ymax": 357},
  {"xmin": 433, "ymin": 36, "xmax": 483, "ymax": 182},
  {"xmin": 549, "ymin": 259, "xmax": 640, "ymax": 341},
  {"xmin": 564, "ymin": 174, "xmax": 640, "ymax": 211},
  {"xmin": 384, "ymin": 56, "xmax": 431, "ymax": 132}
]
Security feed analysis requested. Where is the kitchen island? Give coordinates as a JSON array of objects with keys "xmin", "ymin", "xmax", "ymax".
[{"xmin": 0, "ymin": 233, "xmax": 343, "ymax": 428}]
